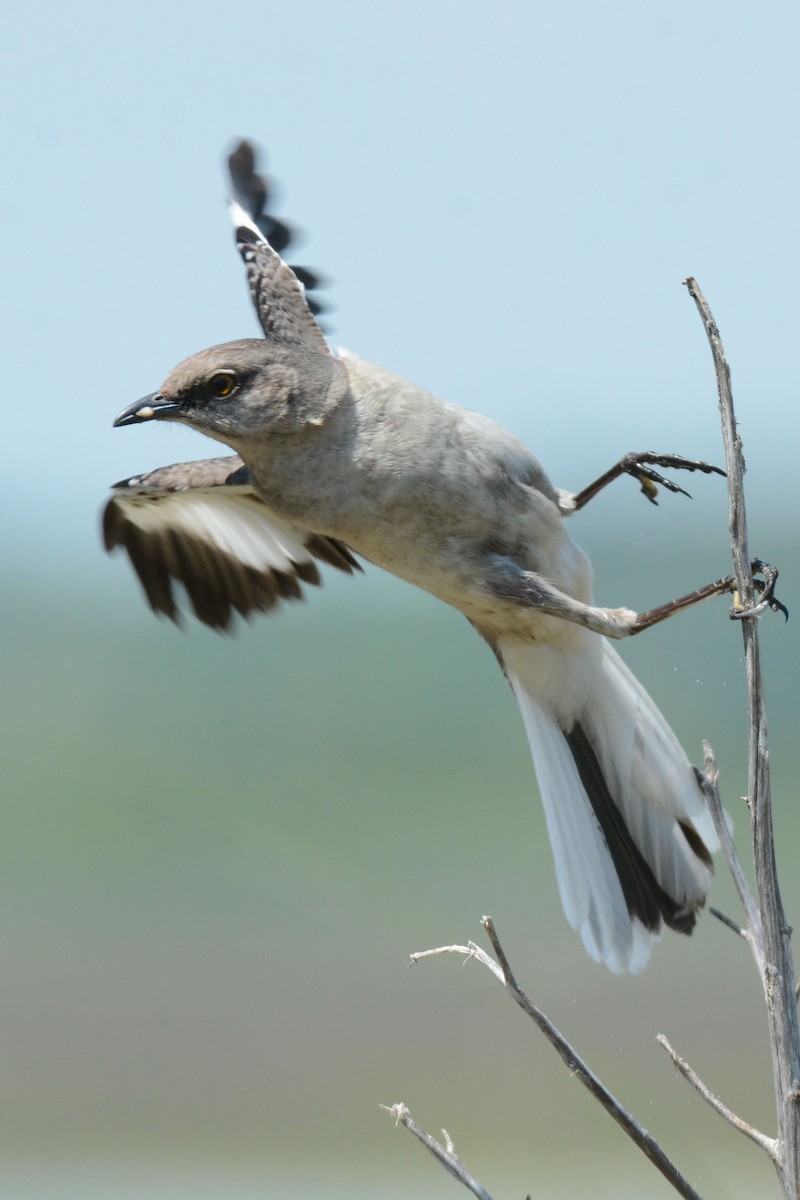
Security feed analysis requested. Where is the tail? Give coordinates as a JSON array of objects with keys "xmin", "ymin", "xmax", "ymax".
[{"xmin": 499, "ymin": 636, "xmax": 719, "ymax": 974}]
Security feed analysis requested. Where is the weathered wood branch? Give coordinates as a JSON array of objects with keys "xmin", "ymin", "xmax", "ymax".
[
  {"xmin": 683, "ymin": 276, "xmax": 800, "ymax": 1197},
  {"xmin": 404, "ymin": 920, "xmax": 704, "ymax": 1200}
]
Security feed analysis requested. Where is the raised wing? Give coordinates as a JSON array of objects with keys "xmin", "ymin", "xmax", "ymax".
[
  {"xmin": 227, "ymin": 140, "xmax": 330, "ymax": 354},
  {"xmin": 103, "ymin": 455, "xmax": 361, "ymax": 630}
]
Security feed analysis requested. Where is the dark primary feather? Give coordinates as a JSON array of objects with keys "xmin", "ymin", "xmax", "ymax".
[
  {"xmin": 227, "ymin": 138, "xmax": 329, "ymax": 329},
  {"xmin": 227, "ymin": 139, "xmax": 293, "ymax": 252},
  {"xmin": 103, "ymin": 456, "xmax": 361, "ymax": 631}
]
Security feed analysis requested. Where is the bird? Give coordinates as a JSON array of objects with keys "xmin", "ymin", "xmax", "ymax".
[{"xmin": 105, "ymin": 139, "xmax": 730, "ymax": 974}]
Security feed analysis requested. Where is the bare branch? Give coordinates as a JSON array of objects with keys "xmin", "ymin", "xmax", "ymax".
[
  {"xmin": 709, "ymin": 907, "xmax": 748, "ymax": 939},
  {"xmin": 409, "ymin": 940, "xmax": 503, "ymax": 982},
  {"xmin": 699, "ymin": 742, "xmax": 763, "ymax": 972},
  {"xmin": 381, "ymin": 1103, "xmax": 494, "ymax": 1200},
  {"xmin": 411, "ymin": 919, "xmax": 705, "ymax": 1200},
  {"xmin": 682, "ymin": 279, "xmax": 753, "ymax": 605},
  {"xmin": 657, "ymin": 1034, "xmax": 778, "ymax": 1159},
  {"xmin": 685, "ymin": 277, "xmax": 800, "ymax": 1195}
]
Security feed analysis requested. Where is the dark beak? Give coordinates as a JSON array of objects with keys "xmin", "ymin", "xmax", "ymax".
[{"xmin": 113, "ymin": 392, "xmax": 182, "ymax": 428}]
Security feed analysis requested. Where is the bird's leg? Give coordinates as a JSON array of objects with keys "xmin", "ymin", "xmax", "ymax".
[
  {"xmin": 485, "ymin": 561, "xmax": 640, "ymax": 637},
  {"xmin": 630, "ymin": 559, "xmax": 788, "ymax": 632},
  {"xmin": 563, "ymin": 451, "xmax": 726, "ymax": 512},
  {"xmin": 486, "ymin": 557, "xmax": 787, "ymax": 640}
]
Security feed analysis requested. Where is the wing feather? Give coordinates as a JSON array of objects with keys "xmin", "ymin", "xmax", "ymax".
[
  {"xmin": 227, "ymin": 140, "xmax": 330, "ymax": 352},
  {"xmin": 104, "ymin": 456, "xmax": 361, "ymax": 630}
]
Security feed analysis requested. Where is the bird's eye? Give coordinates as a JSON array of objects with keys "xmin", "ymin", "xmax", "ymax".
[{"xmin": 207, "ymin": 370, "xmax": 238, "ymax": 398}]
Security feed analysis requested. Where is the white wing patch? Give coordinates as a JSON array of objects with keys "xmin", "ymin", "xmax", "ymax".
[
  {"xmin": 103, "ymin": 467, "xmax": 360, "ymax": 629},
  {"xmin": 122, "ymin": 488, "xmax": 313, "ymax": 573},
  {"xmin": 229, "ymin": 198, "xmax": 263, "ymax": 242}
]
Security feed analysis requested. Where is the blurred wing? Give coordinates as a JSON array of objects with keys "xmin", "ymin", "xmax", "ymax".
[
  {"xmin": 103, "ymin": 455, "xmax": 361, "ymax": 630},
  {"xmin": 227, "ymin": 139, "xmax": 330, "ymax": 354}
]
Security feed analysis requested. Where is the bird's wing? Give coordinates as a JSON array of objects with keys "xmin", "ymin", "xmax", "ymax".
[
  {"xmin": 103, "ymin": 455, "xmax": 361, "ymax": 630},
  {"xmin": 227, "ymin": 139, "xmax": 331, "ymax": 355}
]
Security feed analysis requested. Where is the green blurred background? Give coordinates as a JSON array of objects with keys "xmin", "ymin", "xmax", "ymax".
[{"xmin": 4, "ymin": 1, "xmax": 800, "ymax": 1196}]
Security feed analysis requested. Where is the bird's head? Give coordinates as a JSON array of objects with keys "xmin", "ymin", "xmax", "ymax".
[{"xmin": 113, "ymin": 338, "xmax": 346, "ymax": 448}]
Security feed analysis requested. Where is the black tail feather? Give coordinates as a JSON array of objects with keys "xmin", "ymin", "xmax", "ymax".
[{"xmin": 565, "ymin": 721, "xmax": 699, "ymax": 935}]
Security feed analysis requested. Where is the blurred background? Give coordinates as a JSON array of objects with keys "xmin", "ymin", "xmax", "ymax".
[{"xmin": 3, "ymin": 1, "xmax": 800, "ymax": 1196}]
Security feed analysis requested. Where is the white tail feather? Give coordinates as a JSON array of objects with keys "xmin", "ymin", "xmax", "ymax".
[{"xmin": 501, "ymin": 636, "xmax": 718, "ymax": 974}]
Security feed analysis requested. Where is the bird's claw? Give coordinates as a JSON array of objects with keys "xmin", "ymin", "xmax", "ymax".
[
  {"xmin": 729, "ymin": 559, "xmax": 789, "ymax": 622},
  {"xmin": 623, "ymin": 452, "xmax": 725, "ymax": 506}
]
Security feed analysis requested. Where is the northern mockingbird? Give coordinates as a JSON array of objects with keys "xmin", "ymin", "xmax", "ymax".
[{"xmin": 106, "ymin": 141, "xmax": 745, "ymax": 973}]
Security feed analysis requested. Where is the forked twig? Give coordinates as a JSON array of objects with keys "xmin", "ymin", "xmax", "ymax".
[
  {"xmin": 407, "ymin": 918, "xmax": 704, "ymax": 1200},
  {"xmin": 380, "ymin": 1103, "xmax": 494, "ymax": 1200},
  {"xmin": 683, "ymin": 277, "xmax": 800, "ymax": 1197}
]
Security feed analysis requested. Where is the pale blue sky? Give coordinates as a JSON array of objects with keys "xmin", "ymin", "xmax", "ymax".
[
  {"xmin": 4, "ymin": 7, "xmax": 800, "ymax": 1195},
  {"xmin": 4, "ymin": 0, "xmax": 799, "ymax": 577}
]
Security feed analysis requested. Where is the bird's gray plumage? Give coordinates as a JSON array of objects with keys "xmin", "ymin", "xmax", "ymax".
[{"xmin": 105, "ymin": 139, "xmax": 722, "ymax": 973}]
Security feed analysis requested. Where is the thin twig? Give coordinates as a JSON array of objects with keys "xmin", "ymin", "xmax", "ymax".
[
  {"xmin": 381, "ymin": 1103, "xmax": 494, "ymax": 1200},
  {"xmin": 709, "ymin": 907, "xmax": 748, "ymax": 939},
  {"xmin": 699, "ymin": 741, "xmax": 763, "ymax": 971},
  {"xmin": 657, "ymin": 1034, "xmax": 778, "ymax": 1159},
  {"xmin": 685, "ymin": 277, "xmax": 800, "ymax": 1196},
  {"xmin": 411, "ymin": 919, "xmax": 705, "ymax": 1200}
]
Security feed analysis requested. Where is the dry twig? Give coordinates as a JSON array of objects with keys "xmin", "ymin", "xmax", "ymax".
[
  {"xmin": 699, "ymin": 743, "xmax": 762, "ymax": 969},
  {"xmin": 380, "ymin": 1102, "xmax": 494, "ymax": 1200},
  {"xmin": 657, "ymin": 1034, "xmax": 777, "ymax": 1158},
  {"xmin": 682, "ymin": 277, "xmax": 800, "ymax": 1197},
  {"xmin": 407, "ymin": 919, "xmax": 704, "ymax": 1200}
]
